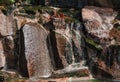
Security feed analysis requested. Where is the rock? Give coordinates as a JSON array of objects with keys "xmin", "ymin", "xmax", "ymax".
[
  {"xmin": 22, "ymin": 23, "xmax": 52, "ymax": 78},
  {"xmin": 0, "ymin": 10, "xmax": 18, "ymax": 73},
  {"xmin": 0, "ymin": 10, "xmax": 13, "ymax": 36},
  {"xmin": 82, "ymin": 6, "xmax": 117, "ymax": 41},
  {"xmin": 0, "ymin": 41, "xmax": 5, "ymax": 68},
  {"xmin": 47, "ymin": 17, "xmax": 87, "ymax": 71},
  {"xmin": 1, "ymin": 36, "xmax": 18, "ymax": 70},
  {"xmin": 86, "ymin": 45, "xmax": 120, "ymax": 80},
  {"xmin": 109, "ymin": 28, "xmax": 120, "ymax": 42},
  {"xmin": 82, "ymin": 6, "xmax": 120, "ymax": 80},
  {"xmin": 15, "ymin": 15, "xmax": 39, "ymax": 29}
]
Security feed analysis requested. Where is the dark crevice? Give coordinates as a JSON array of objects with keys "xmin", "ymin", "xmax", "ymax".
[
  {"xmin": 49, "ymin": 21, "xmax": 64, "ymax": 70},
  {"xmin": 46, "ymin": 34, "xmax": 56, "ymax": 70},
  {"xmin": 18, "ymin": 28, "xmax": 29, "ymax": 77}
]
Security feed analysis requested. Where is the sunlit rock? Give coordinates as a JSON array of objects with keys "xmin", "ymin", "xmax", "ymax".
[
  {"xmin": 0, "ymin": 41, "xmax": 5, "ymax": 68},
  {"xmin": 0, "ymin": 10, "xmax": 13, "ymax": 36},
  {"xmin": 82, "ymin": 6, "xmax": 118, "ymax": 47},
  {"xmin": 22, "ymin": 23, "xmax": 52, "ymax": 78}
]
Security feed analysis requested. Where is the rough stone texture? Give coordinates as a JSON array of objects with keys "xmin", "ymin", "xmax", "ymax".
[
  {"xmin": 82, "ymin": 6, "xmax": 120, "ymax": 80},
  {"xmin": 52, "ymin": 18, "xmax": 86, "ymax": 70},
  {"xmin": 2, "ymin": 4, "xmax": 120, "ymax": 81},
  {"xmin": 23, "ymin": 23, "xmax": 52, "ymax": 78},
  {"xmin": 82, "ymin": 6, "xmax": 117, "ymax": 39},
  {"xmin": 0, "ymin": 41, "xmax": 5, "ymax": 68},
  {"xmin": 0, "ymin": 10, "xmax": 13, "ymax": 36},
  {"xmin": 0, "ymin": 10, "xmax": 18, "ymax": 71},
  {"xmin": 1, "ymin": 36, "xmax": 18, "ymax": 70},
  {"xmin": 86, "ymin": 45, "xmax": 120, "ymax": 80},
  {"xmin": 15, "ymin": 15, "xmax": 39, "ymax": 29}
]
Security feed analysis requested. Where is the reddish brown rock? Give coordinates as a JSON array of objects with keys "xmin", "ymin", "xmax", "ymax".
[
  {"xmin": 82, "ymin": 6, "xmax": 120, "ymax": 44},
  {"xmin": 82, "ymin": 6, "xmax": 120, "ymax": 80},
  {"xmin": 0, "ymin": 10, "xmax": 14, "ymax": 36},
  {"xmin": 82, "ymin": 6, "xmax": 116, "ymax": 40}
]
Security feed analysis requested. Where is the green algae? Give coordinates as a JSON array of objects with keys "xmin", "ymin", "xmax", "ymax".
[
  {"xmin": 23, "ymin": 6, "xmax": 53, "ymax": 14},
  {"xmin": 85, "ymin": 38, "xmax": 102, "ymax": 50},
  {"xmin": 15, "ymin": 13, "xmax": 35, "ymax": 19},
  {"xmin": 65, "ymin": 17, "xmax": 76, "ymax": 23},
  {"xmin": 58, "ymin": 8, "xmax": 80, "ymax": 19}
]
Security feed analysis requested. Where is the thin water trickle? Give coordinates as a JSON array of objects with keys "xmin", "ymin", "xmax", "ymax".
[{"xmin": 64, "ymin": 22, "xmax": 86, "ymax": 67}]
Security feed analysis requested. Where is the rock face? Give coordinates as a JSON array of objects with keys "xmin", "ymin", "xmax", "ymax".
[
  {"xmin": 22, "ymin": 23, "xmax": 52, "ymax": 78},
  {"xmin": 53, "ymin": 18, "xmax": 84, "ymax": 68},
  {"xmin": 0, "ymin": 10, "xmax": 13, "ymax": 36},
  {"xmin": 82, "ymin": 6, "xmax": 116, "ymax": 39},
  {"xmin": 82, "ymin": 6, "xmax": 120, "ymax": 79},
  {"xmin": 1, "ymin": 36, "xmax": 18, "ymax": 70},
  {"xmin": 0, "ymin": 41, "xmax": 5, "ymax": 68},
  {"xmin": 1, "ymin": 3, "xmax": 120, "ymax": 81},
  {"xmin": 0, "ymin": 10, "xmax": 18, "ymax": 70},
  {"xmin": 45, "ymin": 17, "xmax": 90, "ymax": 77}
]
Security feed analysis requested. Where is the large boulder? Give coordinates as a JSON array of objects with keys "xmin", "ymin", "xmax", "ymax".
[
  {"xmin": 0, "ymin": 10, "xmax": 18, "ymax": 70},
  {"xmin": 22, "ymin": 23, "xmax": 52, "ymax": 78},
  {"xmin": 82, "ymin": 6, "xmax": 120, "ymax": 80},
  {"xmin": 82, "ymin": 6, "xmax": 117, "ymax": 40}
]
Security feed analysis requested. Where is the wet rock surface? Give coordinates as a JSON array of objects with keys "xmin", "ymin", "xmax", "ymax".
[
  {"xmin": 0, "ymin": 1, "xmax": 120, "ymax": 82},
  {"xmin": 82, "ymin": 6, "xmax": 120, "ymax": 80}
]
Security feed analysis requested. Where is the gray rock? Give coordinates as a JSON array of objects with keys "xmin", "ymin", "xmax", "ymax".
[
  {"xmin": 23, "ymin": 23, "xmax": 52, "ymax": 78},
  {"xmin": 0, "ymin": 41, "xmax": 5, "ymax": 68}
]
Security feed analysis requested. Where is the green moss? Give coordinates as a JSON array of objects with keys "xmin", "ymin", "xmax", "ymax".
[
  {"xmin": 1, "ymin": 6, "xmax": 14, "ymax": 15},
  {"xmin": 58, "ymin": 8, "xmax": 79, "ymax": 23},
  {"xmin": 15, "ymin": 13, "xmax": 35, "ymax": 19},
  {"xmin": 67, "ymin": 72, "xmax": 88, "ymax": 77},
  {"xmin": 85, "ymin": 38, "xmax": 102, "ymax": 50},
  {"xmin": 6, "ymin": 77, "xmax": 28, "ymax": 82},
  {"xmin": 65, "ymin": 17, "xmax": 76, "ymax": 23},
  {"xmin": 0, "ymin": 0, "xmax": 14, "ymax": 5},
  {"xmin": 89, "ymin": 79, "xmax": 101, "ymax": 82},
  {"xmin": 58, "ymin": 8, "xmax": 79, "ymax": 18},
  {"xmin": 23, "ymin": 6, "xmax": 53, "ymax": 14},
  {"xmin": 0, "ymin": 71, "xmax": 4, "ymax": 82}
]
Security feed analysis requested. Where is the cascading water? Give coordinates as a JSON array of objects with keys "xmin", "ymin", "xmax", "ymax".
[{"xmin": 53, "ymin": 18, "xmax": 89, "ymax": 75}]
